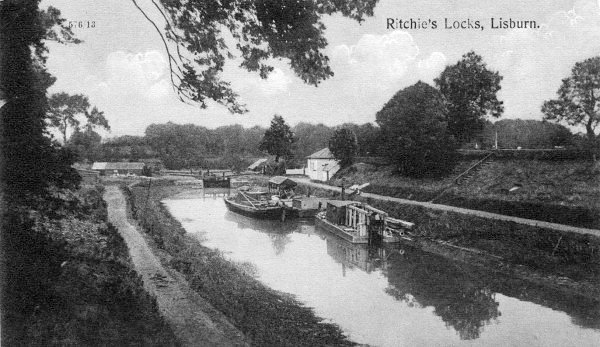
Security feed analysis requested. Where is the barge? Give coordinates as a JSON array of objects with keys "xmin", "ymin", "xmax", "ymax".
[
  {"xmin": 315, "ymin": 200, "xmax": 413, "ymax": 243},
  {"xmin": 224, "ymin": 190, "xmax": 283, "ymax": 219}
]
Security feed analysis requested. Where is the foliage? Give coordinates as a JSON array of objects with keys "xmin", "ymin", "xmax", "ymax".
[
  {"xmin": 101, "ymin": 135, "xmax": 156, "ymax": 162},
  {"xmin": 435, "ymin": 51, "xmax": 504, "ymax": 143},
  {"xmin": 328, "ymin": 127, "xmax": 358, "ymax": 167},
  {"xmin": 376, "ymin": 81, "xmax": 458, "ymax": 178},
  {"xmin": 259, "ymin": 115, "xmax": 296, "ymax": 162},
  {"xmin": 0, "ymin": 1, "xmax": 81, "ymax": 206},
  {"xmin": 291, "ymin": 122, "xmax": 335, "ymax": 160},
  {"xmin": 475, "ymin": 119, "xmax": 573, "ymax": 149},
  {"xmin": 2, "ymin": 185, "xmax": 177, "ymax": 345},
  {"xmin": 340, "ymin": 122, "xmax": 383, "ymax": 156},
  {"xmin": 98, "ymin": 121, "xmax": 382, "ymax": 169},
  {"xmin": 542, "ymin": 56, "xmax": 600, "ymax": 140},
  {"xmin": 132, "ymin": 0, "xmax": 377, "ymax": 112},
  {"xmin": 141, "ymin": 122, "xmax": 263, "ymax": 169},
  {"xmin": 67, "ymin": 128, "xmax": 103, "ymax": 163},
  {"xmin": 47, "ymin": 92, "xmax": 109, "ymax": 143}
]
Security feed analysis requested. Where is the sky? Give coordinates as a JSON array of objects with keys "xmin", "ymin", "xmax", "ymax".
[{"xmin": 42, "ymin": 0, "xmax": 600, "ymax": 137}]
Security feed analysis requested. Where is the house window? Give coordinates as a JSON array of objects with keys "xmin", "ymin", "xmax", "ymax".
[{"xmin": 311, "ymin": 160, "xmax": 316, "ymax": 171}]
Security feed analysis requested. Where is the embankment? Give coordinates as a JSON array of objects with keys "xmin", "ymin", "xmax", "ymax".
[
  {"xmin": 331, "ymin": 159, "xmax": 600, "ymax": 228},
  {"xmin": 122, "ymin": 181, "xmax": 356, "ymax": 346},
  {"xmin": 2, "ymin": 184, "xmax": 177, "ymax": 346}
]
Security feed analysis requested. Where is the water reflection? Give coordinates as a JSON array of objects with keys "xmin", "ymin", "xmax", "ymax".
[
  {"xmin": 382, "ymin": 247, "xmax": 500, "ymax": 340},
  {"xmin": 165, "ymin": 196, "xmax": 600, "ymax": 346}
]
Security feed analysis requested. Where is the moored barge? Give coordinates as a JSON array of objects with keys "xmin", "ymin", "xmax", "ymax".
[
  {"xmin": 224, "ymin": 190, "xmax": 283, "ymax": 219},
  {"xmin": 315, "ymin": 200, "xmax": 413, "ymax": 243}
]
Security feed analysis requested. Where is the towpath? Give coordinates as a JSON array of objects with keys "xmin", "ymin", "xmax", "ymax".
[
  {"xmin": 294, "ymin": 177, "xmax": 600, "ymax": 238},
  {"xmin": 104, "ymin": 185, "xmax": 250, "ymax": 347}
]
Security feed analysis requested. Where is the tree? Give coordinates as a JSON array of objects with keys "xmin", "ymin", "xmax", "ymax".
[
  {"xmin": 1, "ymin": 2, "xmax": 82, "ymax": 340},
  {"xmin": 292, "ymin": 122, "xmax": 335, "ymax": 161},
  {"xmin": 376, "ymin": 81, "xmax": 458, "ymax": 178},
  {"xmin": 542, "ymin": 56, "xmax": 600, "ymax": 140},
  {"xmin": 339, "ymin": 122, "xmax": 383, "ymax": 156},
  {"xmin": 1, "ymin": 1, "xmax": 81, "ymax": 205},
  {"xmin": 259, "ymin": 115, "xmax": 295, "ymax": 162},
  {"xmin": 67, "ymin": 128, "xmax": 103, "ymax": 163},
  {"xmin": 435, "ymin": 51, "xmax": 504, "ymax": 143},
  {"xmin": 329, "ymin": 128, "xmax": 358, "ymax": 168},
  {"xmin": 130, "ymin": 0, "xmax": 377, "ymax": 112},
  {"xmin": 47, "ymin": 92, "xmax": 109, "ymax": 143},
  {"xmin": 483, "ymin": 119, "xmax": 573, "ymax": 149}
]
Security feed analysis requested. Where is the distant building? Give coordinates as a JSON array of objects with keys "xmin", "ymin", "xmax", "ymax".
[
  {"xmin": 247, "ymin": 158, "xmax": 268, "ymax": 172},
  {"xmin": 306, "ymin": 148, "xmax": 340, "ymax": 181},
  {"xmin": 91, "ymin": 162, "xmax": 145, "ymax": 176}
]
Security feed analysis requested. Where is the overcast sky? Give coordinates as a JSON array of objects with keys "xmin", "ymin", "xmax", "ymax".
[{"xmin": 42, "ymin": 0, "xmax": 600, "ymax": 137}]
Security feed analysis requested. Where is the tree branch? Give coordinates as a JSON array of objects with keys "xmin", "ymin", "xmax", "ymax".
[{"xmin": 131, "ymin": 0, "xmax": 186, "ymax": 100}]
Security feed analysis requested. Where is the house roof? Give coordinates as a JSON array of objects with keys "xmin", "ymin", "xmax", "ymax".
[
  {"xmin": 91, "ymin": 162, "xmax": 107, "ymax": 170},
  {"xmin": 307, "ymin": 148, "xmax": 334, "ymax": 159},
  {"xmin": 92, "ymin": 162, "xmax": 145, "ymax": 170},
  {"xmin": 248, "ymin": 158, "xmax": 268, "ymax": 170},
  {"xmin": 269, "ymin": 176, "xmax": 297, "ymax": 187},
  {"xmin": 141, "ymin": 158, "xmax": 163, "ymax": 164},
  {"xmin": 322, "ymin": 162, "xmax": 340, "ymax": 172}
]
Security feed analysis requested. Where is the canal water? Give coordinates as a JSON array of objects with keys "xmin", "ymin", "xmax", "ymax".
[{"xmin": 165, "ymin": 190, "xmax": 600, "ymax": 346}]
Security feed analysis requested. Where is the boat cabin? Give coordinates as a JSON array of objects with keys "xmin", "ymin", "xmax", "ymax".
[
  {"xmin": 322, "ymin": 200, "xmax": 391, "ymax": 240},
  {"xmin": 268, "ymin": 176, "xmax": 297, "ymax": 198}
]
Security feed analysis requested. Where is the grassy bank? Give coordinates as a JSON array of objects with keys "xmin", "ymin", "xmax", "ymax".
[
  {"xmin": 1, "ymin": 184, "xmax": 177, "ymax": 345},
  {"xmin": 330, "ymin": 159, "xmax": 600, "ymax": 228},
  {"xmin": 123, "ymin": 180, "xmax": 355, "ymax": 346},
  {"xmin": 293, "ymin": 183, "xmax": 600, "ymax": 290}
]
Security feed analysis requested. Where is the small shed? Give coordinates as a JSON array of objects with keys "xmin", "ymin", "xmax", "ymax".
[
  {"xmin": 91, "ymin": 162, "xmax": 145, "ymax": 176},
  {"xmin": 268, "ymin": 176, "xmax": 297, "ymax": 198},
  {"xmin": 248, "ymin": 158, "xmax": 268, "ymax": 172}
]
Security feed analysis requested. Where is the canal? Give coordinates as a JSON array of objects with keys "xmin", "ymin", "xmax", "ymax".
[{"xmin": 164, "ymin": 191, "xmax": 600, "ymax": 346}]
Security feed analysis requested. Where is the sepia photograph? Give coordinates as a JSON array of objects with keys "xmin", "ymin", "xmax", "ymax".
[{"xmin": 1, "ymin": 0, "xmax": 600, "ymax": 345}]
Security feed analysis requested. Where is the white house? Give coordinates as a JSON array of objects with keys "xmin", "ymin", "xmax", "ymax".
[{"xmin": 306, "ymin": 148, "xmax": 340, "ymax": 181}]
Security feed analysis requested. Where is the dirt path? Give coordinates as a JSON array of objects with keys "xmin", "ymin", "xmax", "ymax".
[
  {"xmin": 104, "ymin": 185, "xmax": 250, "ymax": 347},
  {"xmin": 294, "ymin": 178, "xmax": 600, "ymax": 238}
]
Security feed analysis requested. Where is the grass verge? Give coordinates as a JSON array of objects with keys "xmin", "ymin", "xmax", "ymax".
[
  {"xmin": 1, "ymin": 184, "xmax": 178, "ymax": 346},
  {"xmin": 123, "ymin": 181, "xmax": 355, "ymax": 346}
]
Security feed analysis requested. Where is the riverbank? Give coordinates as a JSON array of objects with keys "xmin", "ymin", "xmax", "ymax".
[
  {"xmin": 104, "ymin": 185, "xmax": 249, "ymax": 346},
  {"xmin": 123, "ymin": 181, "xmax": 356, "ymax": 346},
  {"xmin": 2, "ymin": 184, "xmax": 177, "ymax": 345}
]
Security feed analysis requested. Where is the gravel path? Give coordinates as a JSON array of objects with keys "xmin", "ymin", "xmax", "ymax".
[
  {"xmin": 294, "ymin": 178, "xmax": 600, "ymax": 238},
  {"xmin": 104, "ymin": 185, "xmax": 250, "ymax": 347}
]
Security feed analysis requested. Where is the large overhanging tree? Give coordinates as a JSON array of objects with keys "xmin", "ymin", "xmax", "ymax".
[
  {"xmin": 542, "ymin": 56, "xmax": 600, "ymax": 141},
  {"xmin": 131, "ymin": 0, "xmax": 377, "ymax": 112}
]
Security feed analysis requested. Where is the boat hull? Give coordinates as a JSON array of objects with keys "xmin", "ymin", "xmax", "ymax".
[
  {"xmin": 224, "ymin": 197, "xmax": 283, "ymax": 220},
  {"xmin": 314, "ymin": 217, "xmax": 369, "ymax": 244},
  {"xmin": 203, "ymin": 178, "xmax": 230, "ymax": 188},
  {"xmin": 282, "ymin": 206, "xmax": 320, "ymax": 219}
]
